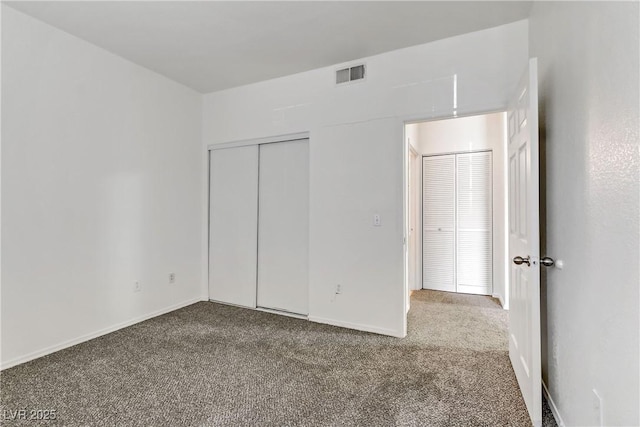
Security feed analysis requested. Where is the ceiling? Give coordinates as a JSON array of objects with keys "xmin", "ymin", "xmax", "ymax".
[{"xmin": 5, "ymin": 1, "xmax": 532, "ymax": 93}]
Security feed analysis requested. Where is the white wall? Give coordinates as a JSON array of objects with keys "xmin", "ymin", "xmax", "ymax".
[
  {"xmin": 409, "ymin": 113, "xmax": 508, "ymax": 306},
  {"xmin": 203, "ymin": 21, "xmax": 528, "ymax": 337},
  {"xmin": 529, "ymin": 2, "xmax": 639, "ymax": 426},
  {"xmin": 1, "ymin": 6, "xmax": 204, "ymax": 368}
]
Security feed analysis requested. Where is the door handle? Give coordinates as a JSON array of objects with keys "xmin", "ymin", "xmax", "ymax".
[
  {"xmin": 541, "ymin": 257, "xmax": 555, "ymax": 267},
  {"xmin": 513, "ymin": 256, "xmax": 531, "ymax": 266}
]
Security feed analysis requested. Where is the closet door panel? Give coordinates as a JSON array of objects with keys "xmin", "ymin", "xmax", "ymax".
[
  {"xmin": 456, "ymin": 152, "xmax": 492, "ymax": 295},
  {"xmin": 209, "ymin": 146, "xmax": 259, "ymax": 308},
  {"xmin": 257, "ymin": 140, "xmax": 309, "ymax": 315},
  {"xmin": 422, "ymin": 155, "xmax": 456, "ymax": 291},
  {"xmin": 457, "ymin": 230, "xmax": 492, "ymax": 294},
  {"xmin": 423, "ymin": 229, "xmax": 455, "ymax": 292}
]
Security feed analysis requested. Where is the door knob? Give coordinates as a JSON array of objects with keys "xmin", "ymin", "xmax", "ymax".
[
  {"xmin": 541, "ymin": 257, "xmax": 555, "ymax": 267},
  {"xmin": 513, "ymin": 256, "xmax": 531, "ymax": 266}
]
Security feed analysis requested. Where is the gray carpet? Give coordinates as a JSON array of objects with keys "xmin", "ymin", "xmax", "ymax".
[{"xmin": 1, "ymin": 290, "xmax": 557, "ymax": 426}]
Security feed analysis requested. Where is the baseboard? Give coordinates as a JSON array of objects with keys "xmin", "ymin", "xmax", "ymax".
[
  {"xmin": 1, "ymin": 297, "xmax": 203, "ymax": 371},
  {"xmin": 308, "ymin": 315, "xmax": 404, "ymax": 338},
  {"xmin": 542, "ymin": 380, "xmax": 565, "ymax": 427}
]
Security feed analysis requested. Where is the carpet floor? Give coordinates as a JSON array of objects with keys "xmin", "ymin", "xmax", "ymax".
[{"xmin": 1, "ymin": 290, "xmax": 556, "ymax": 426}]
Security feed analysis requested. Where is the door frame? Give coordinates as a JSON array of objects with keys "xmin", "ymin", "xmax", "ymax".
[
  {"xmin": 408, "ymin": 145, "xmax": 420, "ymax": 293},
  {"xmin": 207, "ymin": 131, "xmax": 310, "ymax": 151},
  {"xmin": 402, "ymin": 109, "xmax": 507, "ymax": 315}
]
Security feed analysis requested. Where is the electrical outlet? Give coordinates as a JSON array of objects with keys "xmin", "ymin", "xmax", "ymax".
[
  {"xmin": 134, "ymin": 281, "xmax": 141, "ymax": 293},
  {"xmin": 373, "ymin": 214, "xmax": 381, "ymax": 226},
  {"xmin": 592, "ymin": 389, "xmax": 604, "ymax": 426},
  {"xmin": 169, "ymin": 273, "xmax": 176, "ymax": 284}
]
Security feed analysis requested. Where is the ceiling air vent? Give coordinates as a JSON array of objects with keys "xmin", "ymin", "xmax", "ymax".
[{"xmin": 336, "ymin": 64, "xmax": 366, "ymax": 85}]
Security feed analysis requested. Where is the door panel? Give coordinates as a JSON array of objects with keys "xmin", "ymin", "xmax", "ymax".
[
  {"xmin": 457, "ymin": 230, "xmax": 492, "ymax": 295},
  {"xmin": 422, "ymin": 229, "xmax": 455, "ymax": 292},
  {"xmin": 456, "ymin": 152, "xmax": 492, "ymax": 294},
  {"xmin": 422, "ymin": 156, "xmax": 456, "ymax": 229},
  {"xmin": 257, "ymin": 139, "xmax": 309, "ymax": 315},
  {"xmin": 209, "ymin": 145, "xmax": 259, "ymax": 308},
  {"xmin": 509, "ymin": 155, "xmax": 518, "ymax": 234},
  {"xmin": 508, "ymin": 58, "xmax": 542, "ymax": 426},
  {"xmin": 518, "ymin": 146, "xmax": 528, "ymax": 238},
  {"xmin": 422, "ymin": 155, "xmax": 456, "ymax": 291}
]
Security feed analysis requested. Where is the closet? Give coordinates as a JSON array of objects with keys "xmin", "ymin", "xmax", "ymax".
[
  {"xmin": 208, "ymin": 138, "xmax": 309, "ymax": 315},
  {"xmin": 422, "ymin": 151, "xmax": 492, "ymax": 295}
]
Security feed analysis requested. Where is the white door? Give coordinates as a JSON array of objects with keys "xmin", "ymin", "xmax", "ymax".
[
  {"xmin": 209, "ymin": 145, "xmax": 259, "ymax": 308},
  {"xmin": 508, "ymin": 58, "xmax": 541, "ymax": 426},
  {"xmin": 257, "ymin": 139, "xmax": 309, "ymax": 315},
  {"xmin": 422, "ymin": 155, "xmax": 456, "ymax": 292},
  {"xmin": 456, "ymin": 151, "xmax": 492, "ymax": 295}
]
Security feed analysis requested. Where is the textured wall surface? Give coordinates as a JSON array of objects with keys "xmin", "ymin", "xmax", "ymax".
[{"xmin": 530, "ymin": 2, "xmax": 639, "ymax": 425}]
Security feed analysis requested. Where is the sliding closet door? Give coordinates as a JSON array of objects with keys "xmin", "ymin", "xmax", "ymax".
[
  {"xmin": 257, "ymin": 139, "xmax": 309, "ymax": 315},
  {"xmin": 456, "ymin": 152, "xmax": 492, "ymax": 295},
  {"xmin": 209, "ymin": 146, "xmax": 259, "ymax": 308},
  {"xmin": 422, "ymin": 155, "xmax": 456, "ymax": 292}
]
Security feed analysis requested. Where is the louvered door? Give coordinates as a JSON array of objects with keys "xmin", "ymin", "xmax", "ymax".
[
  {"xmin": 456, "ymin": 152, "xmax": 492, "ymax": 295},
  {"xmin": 422, "ymin": 155, "xmax": 456, "ymax": 292},
  {"xmin": 422, "ymin": 151, "xmax": 492, "ymax": 295}
]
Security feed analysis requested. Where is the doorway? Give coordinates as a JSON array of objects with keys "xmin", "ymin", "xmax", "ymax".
[{"xmin": 405, "ymin": 112, "xmax": 508, "ymax": 304}]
